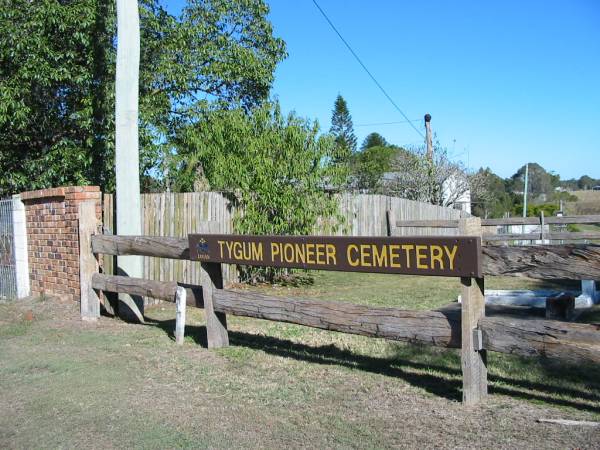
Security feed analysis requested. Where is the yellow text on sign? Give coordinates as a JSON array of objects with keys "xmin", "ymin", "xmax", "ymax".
[
  {"xmin": 346, "ymin": 243, "xmax": 458, "ymax": 270},
  {"xmin": 217, "ymin": 240, "xmax": 264, "ymax": 261},
  {"xmin": 216, "ymin": 239, "xmax": 460, "ymax": 272},
  {"xmin": 270, "ymin": 242, "xmax": 337, "ymax": 266}
]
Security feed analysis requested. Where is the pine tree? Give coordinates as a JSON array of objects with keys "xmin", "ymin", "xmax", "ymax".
[
  {"xmin": 330, "ymin": 95, "xmax": 356, "ymax": 162},
  {"xmin": 360, "ymin": 132, "xmax": 388, "ymax": 150}
]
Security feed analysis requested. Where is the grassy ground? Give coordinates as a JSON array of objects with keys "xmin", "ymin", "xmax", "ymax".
[
  {"xmin": 561, "ymin": 192, "xmax": 600, "ymax": 242},
  {"xmin": 564, "ymin": 189, "xmax": 600, "ymax": 215},
  {"xmin": 1, "ymin": 273, "xmax": 599, "ymax": 449}
]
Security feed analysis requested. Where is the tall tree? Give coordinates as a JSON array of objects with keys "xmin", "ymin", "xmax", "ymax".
[
  {"xmin": 329, "ymin": 94, "xmax": 356, "ymax": 162},
  {"xmin": 470, "ymin": 168, "xmax": 515, "ymax": 218},
  {"xmin": 0, "ymin": 0, "xmax": 287, "ymax": 197},
  {"xmin": 577, "ymin": 175, "xmax": 596, "ymax": 190},
  {"xmin": 0, "ymin": 0, "xmax": 116, "ymax": 195},
  {"xmin": 360, "ymin": 132, "xmax": 387, "ymax": 150},
  {"xmin": 509, "ymin": 163, "xmax": 560, "ymax": 197},
  {"xmin": 351, "ymin": 145, "xmax": 409, "ymax": 192}
]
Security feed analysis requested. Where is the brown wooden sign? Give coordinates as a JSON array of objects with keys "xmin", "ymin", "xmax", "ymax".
[{"xmin": 189, "ymin": 234, "xmax": 481, "ymax": 278}]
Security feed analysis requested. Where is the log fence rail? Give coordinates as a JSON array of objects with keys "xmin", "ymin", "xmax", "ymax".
[{"xmin": 79, "ymin": 210, "xmax": 600, "ymax": 406}]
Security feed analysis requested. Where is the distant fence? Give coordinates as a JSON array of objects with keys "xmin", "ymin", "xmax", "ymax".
[
  {"xmin": 392, "ymin": 213, "xmax": 600, "ymax": 244},
  {"xmin": 102, "ymin": 192, "xmax": 465, "ymax": 289}
]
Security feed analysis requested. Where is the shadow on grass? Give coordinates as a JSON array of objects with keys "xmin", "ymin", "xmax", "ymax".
[{"xmin": 147, "ymin": 318, "xmax": 600, "ymax": 413}]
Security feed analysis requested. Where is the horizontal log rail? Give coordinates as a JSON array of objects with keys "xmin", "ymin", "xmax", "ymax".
[
  {"xmin": 484, "ymin": 232, "xmax": 541, "ymax": 241},
  {"xmin": 395, "ymin": 214, "xmax": 600, "ymax": 228},
  {"xmin": 91, "ymin": 235, "xmax": 600, "ymax": 280},
  {"xmin": 393, "ymin": 219, "xmax": 461, "ymax": 228},
  {"xmin": 92, "ymin": 273, "xmax": 204, "ymax": 307},
  {"xmin": 92, "ymin": 273, "xmax": 178, "ymax": 301},
  {"xmin": 484, "ymin": 231, "xmax": 600, "ymax": 242},
  {"xmin": 90, "ymin": 274, "xmax": 600, "ymax": 365},
  {"xmin": 92, "ymin": 235, "xmax": 189, "ymax": 260},
  {"xmin": 479, "ymin": 316, "xmax": 600, "ymax": 364},
  {"xmin": 481, "ymin": 244, "xmax": 600, "ymax": 280},
  {"xmin": 214, "ymin": 289, "xmax": 461, "ymax": 346}
]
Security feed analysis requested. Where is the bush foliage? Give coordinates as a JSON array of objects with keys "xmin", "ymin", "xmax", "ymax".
[{"xmin": 175, "ymin": 103, "xmax": 347, "ymax": 281}]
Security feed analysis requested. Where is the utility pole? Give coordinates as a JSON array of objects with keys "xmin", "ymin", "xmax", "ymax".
[
  {"xmin": 521, "ymin": 163, "xmax": 529, "ymax": 243},
  {"xmin": 115, "ymin": 0, "xmax": 143, "ymax": 321},
  {"xmin": 522, "ymin": 163, "xmax": 529, "ymax": 217},
  {"xmin": 425, "ymin": 113, "xmax": 433, "ymax": 159}
]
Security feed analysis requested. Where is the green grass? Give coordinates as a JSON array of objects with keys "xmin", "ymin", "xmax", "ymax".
[
  {"xmin": 252, "ymin": 271, "xmax": 568, "ymax": 310},
  {"xmin": 0, "ymin": 319, "xmax": 32, "ymax": 338},
  {"xmin": 1, "ymin": 274, "xmax": 599, "ymax": 449},
  {"xmin": 578, "ymin": 223, "xmax": 600, "ymax": 232}
]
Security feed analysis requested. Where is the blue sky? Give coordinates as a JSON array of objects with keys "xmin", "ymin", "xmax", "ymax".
[{"xmin": 164, "ymin": 0, "xmax": 599, "ymax": 179}]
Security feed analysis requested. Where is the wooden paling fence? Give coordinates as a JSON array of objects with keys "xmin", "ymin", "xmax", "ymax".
[
  {"xmin": 334, "ymin": 193, "xmax": 464, "ymax": 237},
  {"xmin": 103, "ymin": 192, "xmax": 238, "ymax": 294},
  {"xmin": 102, "ymin": 192, "xmax": 465, "ymax": 291},
  {"xmin": 78, "ymin": 200, "xmax": 600, "ymax": 406}
]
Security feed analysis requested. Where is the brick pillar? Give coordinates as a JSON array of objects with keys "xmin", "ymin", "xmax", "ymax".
[{"xmin": 20, "ymin": 186, "xmax": 101, "ymax": 302}]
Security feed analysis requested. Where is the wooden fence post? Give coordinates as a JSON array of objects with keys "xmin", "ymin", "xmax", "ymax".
[
  {"xmin": 200, "ymin": 221, "xmax": 229, "ymax": 348},
  {"xmin": 540, "ymin": 211, "xmax": 546, "ymax": 243},
  {"xmin": 174, "ymin": 286, "xmax": 187, "ymax": 345},
  {"xmin": 386, "ymin": 209, "xmax": 395, "ymax": 237},
  {"xmin": 459, "ymin": 217, "xmax": 487, "ymax": 405},
  {"xmin": 79, "ymin": 201, "xmax": 100, "ymax": 320}
]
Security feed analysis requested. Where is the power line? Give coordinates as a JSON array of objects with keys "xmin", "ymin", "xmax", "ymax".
[
  {"xmin": 355, "ymin": 119, "xmax": 421, "ymax": 127},
  {"xmin": 311, "ymin": 0, "xmax": 425, "ymax": 139}
]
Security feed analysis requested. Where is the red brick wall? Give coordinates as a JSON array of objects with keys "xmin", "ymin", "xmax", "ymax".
[{"xmin": 21, "ymin": 186, "xmax": 101, "ymax": 301}]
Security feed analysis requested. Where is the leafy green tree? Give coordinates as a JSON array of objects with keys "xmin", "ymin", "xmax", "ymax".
[
  {"xmin": 509, "ymin": 163, "xmax": 560, "ymax": 198},
  {"xmin": 350, "ymin": 132, "xmax": 411, "ymax": 192},
  {"xmin": 0, "ymin": 0, "xmax": 286, "ymax": 196},
  {"xmin": 471, "ymin": 168, "xmax": 515, "ymax": 218},
  {"xmin": 360, "ymin": 132, "xmax": 388, "ymax": 150},
  {"xmin": 577, "ymin": 175, "xmax": 596, "ymax": 190},
  {"xmin": 330, "ymin": 94, "xmax": 356, "ymax": 162},
  {"xmin": 351, "ymin": 145, "xmax": 408, "ymax": 192},
  {"xmin": 174, "ymin": 102, "xmax": 346, "ymax": 282},
  {"xmin": 0, "ymin": 0, "xmax": 116, "ymax": 195},
  {"xmin": 141, "ymin": 0, "xmax": 286, "ymax": 191}
]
